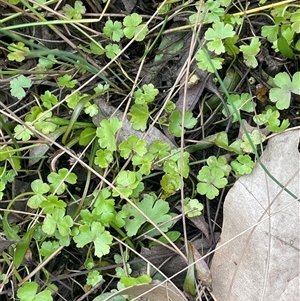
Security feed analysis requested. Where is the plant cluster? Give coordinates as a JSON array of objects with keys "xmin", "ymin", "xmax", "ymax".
[{"xmin": 0, "ymin": 0, "xmax": 299, "ymax": 300}]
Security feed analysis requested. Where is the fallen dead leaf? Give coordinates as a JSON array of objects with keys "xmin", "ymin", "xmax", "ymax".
[
  {"xmin": 102, "ymin": 282, "xmax": 188, "ymax": 301},
  {"xmin": 210, "ymin": 129, "xmax": 300, "ymax": 300},
  {"xmin": 136, "ymin": 235, "xmax": 218, "ymax": 290}
]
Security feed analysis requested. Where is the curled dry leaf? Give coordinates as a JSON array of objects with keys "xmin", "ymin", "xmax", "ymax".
[
  {"xmin": 188, "ymin": 241, "xmax": 212, "ymax": 290},
  {"xmin": 183, "ymin": 245, "xmax": 197, "ymax": 296}
]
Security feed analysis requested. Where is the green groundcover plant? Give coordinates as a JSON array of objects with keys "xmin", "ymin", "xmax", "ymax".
[{"xmin": 0, "ymin": 0, "xmax": 300, "ymax": 299}]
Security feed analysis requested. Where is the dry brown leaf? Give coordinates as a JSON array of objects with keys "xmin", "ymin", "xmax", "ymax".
[
  {"xmin": 187, "ymin": 241, "xmax": 212, "ymax": 290},
  {"xmin": 137, "ymin": 236, "xmax": 217, "ymax": 290},
  {"xmin": 103, "ymin": 282, "xmax": 188, "ymax": 301},
  {"xmin": 210, "ymin": 129, "xmax": 300, "ymax": 300}
]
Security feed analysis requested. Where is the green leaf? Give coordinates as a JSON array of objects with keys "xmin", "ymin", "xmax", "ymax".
[
  {"xmin": 27, "ymin": 179, "xmax": 50, "ymax": 209},
  {"xmin": 220, "ymin": 0, "xmax": 232, "ymax": 6},
  {"xmin": 0, "ymin": 181, "xmax": 5, "ymax": 200},
  {"xmin": 90, "ymin": 41, "xmax": 105, "ymax": 55},
  {"xmin": 34, "ymin": 111, "xmax": 58, "ymax": 134},
  {"xmin": 158, "ymin": 3, "xmax": 171, "ymax": 14},
  {"xmin": 55, "ymin": 231, "xmax": 71, "ymax": 247},
  {"xmin": 0, "ymin": 168, "xmax": 16, "ymax": 183},
  {"xmin": 189, "ymin": 0, "xmax": 224, "ymax": 24},
  {"xmin": 113, "ymin": 210, "xmax": 128, "ymax": 228},
  {"xmin": 14, "ymin": 226, "xmax": 35, "ymax": 268},
  {"xmin": 7, "ymin": 0, "xmax": 20, "ymax": 5},
  {"xmin": 240, "ymin": 37, "xmax": 261, "ymax": 68},
  {"xmin": 123, "ymin": 13, "xmax": 149, "ymax": 41},
  {"xmin": 209, "ymin": 131, "xmax": 242, "ymax": 154},
  {"xmin": 206, "ymin": 155, "xmax": 231, "ymax": 176},
  {"xmin": 184, "ymin": 198, "xmax": 204, "ymax": 218},
  {"xmin": 165, "ymin": 101, "xmax": 176, "ymax": 113},
  {"xmin": 80, "ymin": 209, "xmax": 98, "ymax": 224},
  {"xmin": 122, "ymin": 193, "xmax": 172, "ymax": 236},
  {"xmin": 240, "ymin": 130, "xmax": 266, "ymax": 153},
  {"xmin": 231, "ymin": 155, "xmax": 254, "ymax": 176},
  {"xmin": 79, "ymin": 127, "xmax": 96, "ymax": 146},
  {"xmin": 163, "ymin": 150, "xmax": 190, "ymax": 178},
  {"xmin": 224, "ymin": 35, "xmax": 240, "ymax": 55},
  {"xmin": 57, "ymin": 74, "xmax": 77, "ymax": 88},
  {"xmin": 10, "ymin": 75, "xmax": 32, "ymax": 100},
  {"xmin": 186, "ymin": 241, "xmax": 212, "ymax": 290},
  {"xmin": 269, "ymin": 72, "xmax": 300, "ymax": 110},
  {"xmin": 183, "ymin": 243, "xmax": 197, "ymax": 296},
  {"xmin": 149, "ymin": 140, "xmax": 171, "ymax": 161},
  {"xmin": 268, "ymin": 117, "xmax": 290, "ymax": 132},
  {"xmin": 94, "ymin": 83, "xmax": 110, "ymax": 94},
  {"xmin": 73, "ymin": 221, "xmax": 112, "ymax": 257},
  {"xmin": 204, "ymin": 22, "xmax": 235, "ymax": 54},
  {"xmin": 84, "ymin": 103, "xmax": 98, "ymax": 117},
  {"xmin": 149, "ymin": 231, "xmax": 181, "ymax": 247},
  {"xmin": 115, "ymin": 262, "xmax": 132, "ymax": 277},
  {"xmin": 222, "ymin": 93, "xmax": 255, "ymax": 122},
  {"xmin": 7, "ymin": 42, "xmax": 29, "ymax": 62},
  {"xmin": 261, "ymin": 24, "xmax": 279, "ymax": 43},
  {"xmin": 253, "ymin": 106, "xmax": 290, "ymax": 132},
  {"xmin": 38, "ymin": 54, "xmax": 56, "ymax": 69},
  {"xmin": 103, "ymin": 20, "xmax": 124, "ymax": 42},
  {"xmin": 160, "ymin": 173, "xmax": 181, "ymax": 198},
  {"xmin": 134, "ymin": 84, "xmax": 159, "ymax": 104},
  {"xmin": 1, "ymin": 155, "xmax": 16, "ymax": 176},
  {"xmin": 94, "ymin": 149, "xmax": 113, "ymax": 168},
  {"xmin": 277, "ymin": 36, "xmax": 294, "ymax": 59},
  {"xmin": 40, "ymin": 241, "xmax": 60, "ymax": 258},
  {"xmin": 281, "ymin": 26, "xmax": 294, "ymax": 46},
  {"xmin": 25, "ymin": 106, "xmax": 42, "ymax": 122},
  {"xmin": 112, "ymin": 171, "xmax": 142, "ymax": 198},
  {"xmin": 134, "ymin": 182, "xmax": 146, "ymax": 200},
  {"xmin": 120, "ymin": 275, "xmax": 152, "ymax": 287},
  {"xmin": 14, "ymin": 123, "xmax": 33, "ymax": 141},
  {"xmin": 86, "ymin": 270, "xmax": 103, "ymax": 286},
  {"xmin": 40, "ymin": 195, "xmax": 66, "ymax": 214},
  {"xmin": 96, "ymin": 117, "xmax": 123, "ymax": 151},
  {"xmin": 291, "ymin": 10, "xmax": 300, "ymax": 33},
  {"xmin": 63, "ymin": 0, "xmax": 86, "ymax": 19},
  {"xmin": 132, "ymin": 153, "xmax": 154, "ymax": 175},
  {"xmin": 66, "ymin": 91, "xmax": 81, "ymax": 109},
  {"xmin": 227, "ymin": 14, "xmax": 243, "ymax": 25},
  {"xmin": 17, "ymin": 282, "xmax": 53, "ymax": 301},
  {"xmin": 195, "ymin": 49, "xmax": 224, "ymax": 72},
  {"xmin": 79, "ymin": 44, "xmax": 92, "ymax": 53},
  {"xmin": 92, "ymin": 188, "xmax": 116, "ymax": 227},
  {"xmin": 105, "ymin": 43, "xmax": 121, "ymax": 59},
  {"xmin": 169, "ymin": 110, "xmax": 197, "ymax": 137},
  {"xmin": 119, "ymin": 135, "xmax": 147, "ymax": 159},
  {"xmin": 40, "ymin": 91, "xmax": 58, "ymax": 109},
  {"xmin": 128, "ymin": 103, "xmax": 149, "ymax": 131},
  {"xmin": 42, "ymin": 208, "xmax": 73, "ymax": 236},
  {"xmin": 197, "ymin": 166, "xmax": 228, "ymax": 200},
  {"xmin": 47, "ymin": 168, "xmax": 77, "ymax": 195}
]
